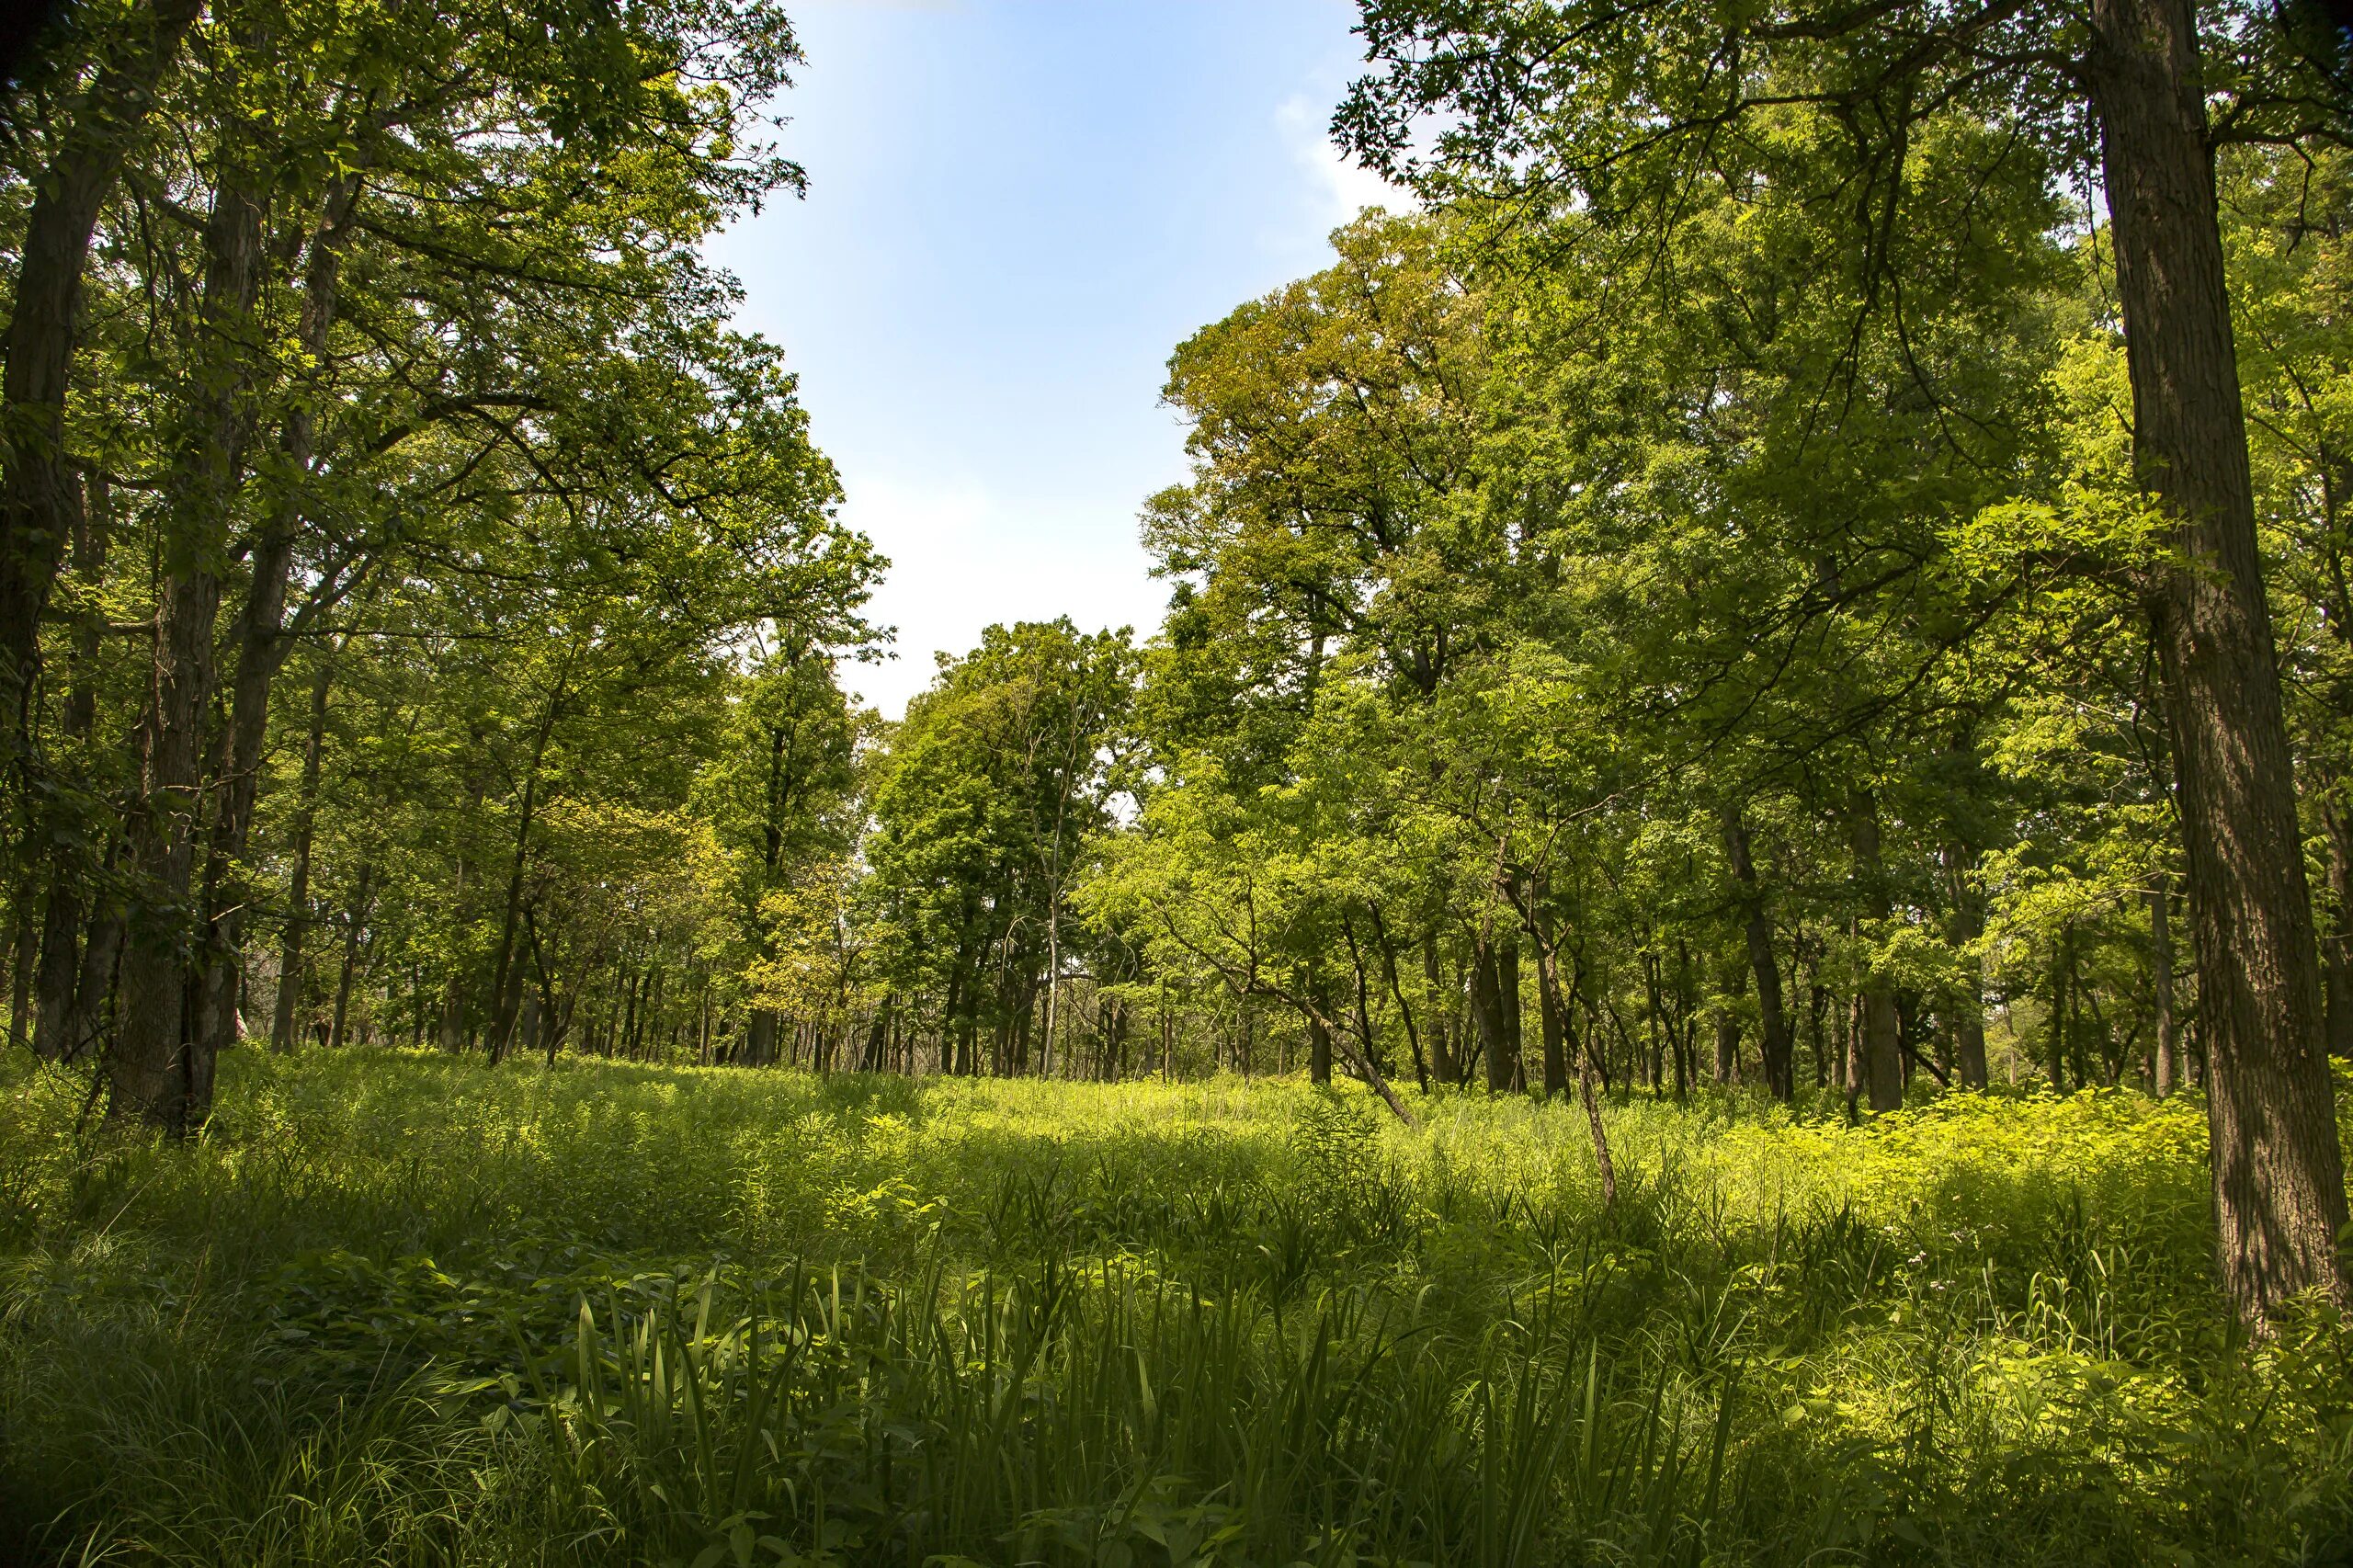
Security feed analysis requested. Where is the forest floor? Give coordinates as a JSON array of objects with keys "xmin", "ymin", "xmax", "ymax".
[{"xmin": 0, "ymin": 1051, "xmax": 2347, "ymax": 1567}]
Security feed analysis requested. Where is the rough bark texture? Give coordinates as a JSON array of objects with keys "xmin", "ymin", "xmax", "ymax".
[
  {"xmin": 193, "ymin": 173, "xmax": 365, "ymax": 1071},
  {"xmin": 2086, "ymin": 0, "xmax": 2351, "ymax": 1316},
  {"xmin": 108, "ymin": 144, "xmax": 268, "ymax": 1131}
]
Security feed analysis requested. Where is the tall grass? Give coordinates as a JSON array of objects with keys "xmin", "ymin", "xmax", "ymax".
[{"xmin": 0, "ymin": 1049, "xmax": 2346, "ymax": 1564}]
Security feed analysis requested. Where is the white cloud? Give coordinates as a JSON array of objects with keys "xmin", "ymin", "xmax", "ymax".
[
  {"xmin": 1277, "ymin": 93, "xmax": 1407, "ymax": 229},
  {"xmin": 839, "ymin": 471, "xmax": 1165, "ymax": 720}
]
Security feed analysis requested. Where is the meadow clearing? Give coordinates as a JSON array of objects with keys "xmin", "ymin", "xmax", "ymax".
[{"xmin": 0, "ymin": 1050, "xmax": 2347, "ymax": 1567}]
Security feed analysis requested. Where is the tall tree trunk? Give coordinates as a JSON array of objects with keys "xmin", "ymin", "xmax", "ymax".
[
  {"xmin": 6, "ymin": 892, "xmax": 33, "ymax": 1052},
  {"xmin": 326, "ymin": 863, "xmax": 371, "ymax": 1052},
  {"xmin": 1723, "ymin": 808, "xmax": 1793, "ymax": 1098},
  {"xmin": 1713, "ymin": 994, "xmax": 1740, "ymax": 1086},
  {"xmin": 1421, "ymin": 935, "xmax": 1458, "ymax": 1085},
  {"xmin": 270, "ymin": 658, "xmax": 331, "ymax": 1053},
  {"xmin": 1496, "ymin": 927, "xmax": 1522, "ymax": 1091},
  {"xmin": 1942, "ymin": 839, "xmax": 1991, "ymax": 1089},
  {"xmin": 2086, "ymin": 0, "xmax": 2351, "ymax": 1318},
  {"xmin": 1642, "ymin": 949, "xmax": 1666, "ymax": 1096},
  {"xmin": 1847, "ymin": 791, "xmax": 1904, "ymax": 1113},
  {"xmin": 1539, "ymin": 948, "xmax": 1569, "ymax": 1097},
  {"xmin": 109, "ymin": 149, "xmax": 267, "ymax": 1131},
  {"xmin": 0, "ymin": 0, "xmax": 203, "ymax": 740},
  {"xmin": 1470, "ymin": 928, "xmax": 1506, "ymax": 1088},
  {"xmin": 485, "ymin": 706, "xmax": 559, "ymax": 1064},
  {"xmin": 31, "ymin": 472, "xmax": 109, "ymax": 1062},
  {"xmin": 192, "ymin": 170, "xmax": 366, "ymax": 1076}
]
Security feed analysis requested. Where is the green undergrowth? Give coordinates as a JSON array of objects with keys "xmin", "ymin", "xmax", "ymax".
[{"xmin": 0, "ymin": 1051, "xmax": 2347, "ymax": 1566}]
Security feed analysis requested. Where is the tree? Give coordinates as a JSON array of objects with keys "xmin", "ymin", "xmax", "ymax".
[{"xmin": 1340, "ymin": 0, "xmax": 2352, "ymax": 1319}]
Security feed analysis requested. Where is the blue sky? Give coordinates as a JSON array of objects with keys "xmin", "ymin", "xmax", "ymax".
[{"xmin": 706, "ymin": 0, "xmax": 1398, "ymax": 716}]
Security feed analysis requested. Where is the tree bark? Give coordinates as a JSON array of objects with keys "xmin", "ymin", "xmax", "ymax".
[
  {"xmin": 0, "ymin": 0, "xmax": 204, "ymax": 740},
  {"xmin": 191, "ymin": 170, "xmax": 367, "ymax": 1074},
  {"xmin": 2084, "ymin": 0, "xmax": 2351, "ymax": 1318},
  {"xmin": 109, "ymin": 149, "xmax": 268, "ymax": 1131},
  {"xmin": 485, "ymin": 690, "xmax": 564, "ymax": 1063},
  {"xmin": 31, "ymin": 471, "xmax": 110, "ymax": 1062},
  {"xmin": 1539, "ymin": 946, "xmax": 1569, "ymax": 1097},
  {"xmin": 1847, "ymin": 791, "xmax": 1904, "ymax": 1113},
  {"xmin": 1723, "ymin": 808, "xmax": 1793, "ymax": 1098},
  {"xmin": 270, "ymin": 657, "xmax": 331, "ymax": 1053},
  {"xmin": 326, "ymin": 862, "xmax": 372, "ymax": 1051},
  {"xmin": 1422, "ymin": 935, "xmax": 1459, "ymax": 1085},
  {"xmin": 1471, "ymin": 921, "xmax": 1526, "ymax": 1092}
]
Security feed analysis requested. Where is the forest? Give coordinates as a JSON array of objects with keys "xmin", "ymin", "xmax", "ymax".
[{"xmin": 2, "ymin": 0, "xmax": 2351, "ymax": 1562}]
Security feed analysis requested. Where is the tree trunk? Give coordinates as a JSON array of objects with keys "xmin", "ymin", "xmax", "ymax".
[
  {"xmin": 1539, "ymin": 946, "xmax": 1569, "ymax": 1097},
  {"xmin": 1723, "ymin": 808, "xmax": 1794, "ymax": 1098},
  {"xmin": 271, "ymin": 657, "xmax": 332, "ymax": 1052},
  {"xmin": 1942, "ymin": 839, "xmax": 1990, "ymax": 1089},
  {"xmin": 326, "ymin": 863, "xmax": 372, "ymax": 1053},
  {"xmin": 1366, "ymin": 901, "xmax": 1427, "ymax": 1091},
  {"xmin": 0, "ymin": 0, "xmax": 203, "ymax": 736},
  {"xmin": 31, "ymin": 472, "xmax": 110, "ymax": 1062},
  {"xmin": 1847, "ymin": 792, "xmax": 1904, "ymax": 1114},
  {"xmin": 2085, "ymin": 0, "xmax": 2351, "ymax": 1318},
  {"xmin": 1495, "ymin": 927, "xmax": 1522, "ymax": 1091},
  {"xmin": 485, "ymin": 733, "xmax": 552, "ymax": 1063},
  {"xmin": 1422, "ymin": 935, "xmax": 1458, "ymax": 1085},
  {"xmin": 1307, "ymin": 971, "xmax": 1333, "ymax": 1085},
  {"xmin": 109, "ymin": 150, "xmax": 267, "ymax": 1131},
  {"xmin": 191, "ymin": 170, "xmax": 366, "ymax": 1076}
]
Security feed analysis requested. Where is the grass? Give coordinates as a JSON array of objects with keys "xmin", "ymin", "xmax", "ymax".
[{"xmin": 0, "ymin": 1050, "xmax": 2347, "ymax": 1566}]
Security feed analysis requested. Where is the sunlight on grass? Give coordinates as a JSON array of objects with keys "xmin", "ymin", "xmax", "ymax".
[{"xmin": 0, "ymin": 1050, "xmax": 2346, "ymax": 1566}]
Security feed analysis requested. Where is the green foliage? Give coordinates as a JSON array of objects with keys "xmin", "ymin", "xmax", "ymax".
[{"xmin": 1, "ymin": 1051, "xmax": 2347, "ymax": 1565}]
